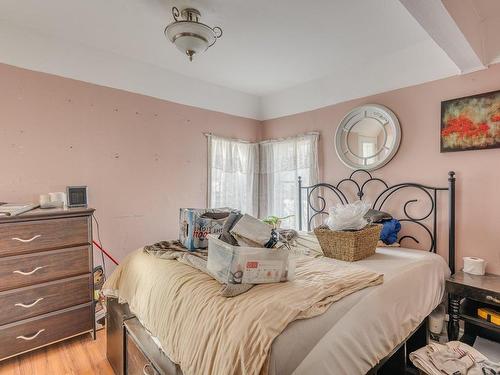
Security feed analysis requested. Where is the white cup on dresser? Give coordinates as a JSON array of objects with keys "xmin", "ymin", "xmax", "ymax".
[{"xmin": 50, "ymin": 192, "xmax": 67, "ymax": 207}]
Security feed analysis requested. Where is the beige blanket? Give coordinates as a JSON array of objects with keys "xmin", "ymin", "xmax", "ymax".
[{"xmin": 103, "ymin": 249, "xmax": 383, "ymax": 375}]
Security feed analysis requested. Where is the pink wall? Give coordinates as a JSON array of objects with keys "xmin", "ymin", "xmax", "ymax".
[
  {"xmin": 0, "ymin": 63, "xmax": 261, "ymax": 272},
  {"xmin": 2, "ymin": 62, "xmax": 499, "ymax": 275},
  {"xmin": 263, "ymin": 63, "xmax": 500, "ymax": 275}
]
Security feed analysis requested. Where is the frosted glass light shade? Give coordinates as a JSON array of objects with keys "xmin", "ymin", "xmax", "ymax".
[{"xmin": 165, "ymin": 21, "xmax": 216, "ymax": 60}]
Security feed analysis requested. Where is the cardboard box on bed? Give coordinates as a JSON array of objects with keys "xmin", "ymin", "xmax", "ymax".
[{"xmin": 179, "ymin": 208, "xmax": 233, "ymax": 250}]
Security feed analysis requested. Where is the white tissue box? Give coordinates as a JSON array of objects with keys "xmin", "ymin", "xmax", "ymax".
[
  {"xmin": 207, "ymin": 235, "xmax": 295, "ymax": 284},
  {"xmin": 463, "ymin": 256, "xmax": 486, "ymax": 275}
]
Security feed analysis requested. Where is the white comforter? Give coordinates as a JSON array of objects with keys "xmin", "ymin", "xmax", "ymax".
[{"xmin": 269, "ymin": 247, "xmax": 450, "ymax": 375}]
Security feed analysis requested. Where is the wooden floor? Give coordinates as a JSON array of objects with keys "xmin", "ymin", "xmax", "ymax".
[{"xmin": 0, "ymin": 330, "xmax": 115, "ymax": 375}]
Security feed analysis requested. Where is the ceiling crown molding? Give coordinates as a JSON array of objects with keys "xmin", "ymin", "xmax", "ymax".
[
  {"xmin": 1, "ymin": 0, "xmax": 493, "ymax": 121},
  {"xmin": 0, "ymin": 21, "xmax": 261, "ymax": 120}
]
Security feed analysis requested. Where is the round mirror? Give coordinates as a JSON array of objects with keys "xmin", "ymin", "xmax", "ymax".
[{"xmin": 335, "ymin": 104, "xmax": 401, "ymax": 170}]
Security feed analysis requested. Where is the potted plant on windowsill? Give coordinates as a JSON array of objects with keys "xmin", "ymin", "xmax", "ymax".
[{"xmin": 263, "ymin": 215, "xmax": 294, "ymax": 230}]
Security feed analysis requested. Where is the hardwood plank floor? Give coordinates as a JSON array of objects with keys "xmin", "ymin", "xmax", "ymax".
[{"xmin": 0, "ymin": 330, "xmax": 114, "ymax": 375}]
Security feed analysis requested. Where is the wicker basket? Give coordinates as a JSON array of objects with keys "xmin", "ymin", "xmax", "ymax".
[{"xmin": 314, "ymin": 224, "xmax": 382, "ymax": 262}]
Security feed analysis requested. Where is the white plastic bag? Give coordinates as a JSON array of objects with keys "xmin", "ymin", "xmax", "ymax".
[{"xmin": 326, "ymin": 200, "xmax": 371, "ymax": 231}]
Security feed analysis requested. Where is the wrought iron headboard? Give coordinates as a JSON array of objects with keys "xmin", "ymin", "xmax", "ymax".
[{"xmin": 298, "ymin": 170, "xmax": 456, "ymax": 274}]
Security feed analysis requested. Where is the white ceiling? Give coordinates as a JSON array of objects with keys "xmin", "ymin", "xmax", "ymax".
[{"xmin": 0, "ymin": 0, "xmax": 484, "ymax": 120}]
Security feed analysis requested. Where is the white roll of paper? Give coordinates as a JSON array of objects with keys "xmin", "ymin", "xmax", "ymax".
[
  {"xmin": 463, "ymin": 256, "xmax": 486, "ymax": 275},
  {"xmin": 39, "ymin": 194, "xmax": 50, "ymax": 206}
]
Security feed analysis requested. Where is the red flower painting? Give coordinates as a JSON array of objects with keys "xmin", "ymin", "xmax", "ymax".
[{"xmin": 441, "ymin": 90, "xmax": 500, "ymax": 152}]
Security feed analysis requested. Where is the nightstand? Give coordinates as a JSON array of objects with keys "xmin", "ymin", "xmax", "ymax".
[{"xmin": 446, "ymin": 271, "xmax": 500, "ymax": 344}]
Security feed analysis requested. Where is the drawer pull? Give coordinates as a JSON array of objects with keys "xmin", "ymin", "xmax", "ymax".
[
  {"xmin": 486, "ymin": 295, "xmax": 500, "ymax": 304},
  {"xmin": 16, "ymin": 329, "xmax": 45, "ymax": 341},
  {"xmin": 13, "ymin": 266, "xmax": 45, "ymax": 276},
  {"xmin": 15, "ymin": 297, "xmax": 44, "ymax": 308},
  {"xmin": 11, "ymin": 234, "xmax": 42, "ymax": 243},
  {"xmin": 143, "ymin": 364, "xmax": 154, "ymax": 375}
]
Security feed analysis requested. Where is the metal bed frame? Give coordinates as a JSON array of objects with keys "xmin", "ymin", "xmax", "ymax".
[{"xmin": 298, "ymin": 169, "xmax": 456, "ymax": 273}]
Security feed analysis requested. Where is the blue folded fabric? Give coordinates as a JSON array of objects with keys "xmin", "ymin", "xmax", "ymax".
[{"xmin": 380, "ymin": 219, "xmax": 401, "ymax": 245}]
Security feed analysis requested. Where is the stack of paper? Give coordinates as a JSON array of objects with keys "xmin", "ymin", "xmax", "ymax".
[{"xmin": 0, "ymin": 203, "xmax": 39, "ymax": 217}]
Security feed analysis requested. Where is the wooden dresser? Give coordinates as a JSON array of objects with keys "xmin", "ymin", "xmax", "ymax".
[{"xmin": 0, "ymin": 207, "xmax": 95, "ymax": 361}]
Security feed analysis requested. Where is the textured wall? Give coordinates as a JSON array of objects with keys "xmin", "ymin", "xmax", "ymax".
[
  {"xmin": 2, "ymin": 61, "xmax": 500, "ymax": 275},
  {"xmin": 262, "ymin": 63, "xmax": 500, "ymax": 274},
  {"xmin": 0, "ymin": 63, "xmax": 261, "ymax": 272}
]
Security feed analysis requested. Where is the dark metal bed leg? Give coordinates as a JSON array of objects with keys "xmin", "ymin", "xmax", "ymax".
[
  {"xmin": 448, "ymin": 171, "xmax": 456, "ymax": 275},
  {"xmin": 368, "ymin": 319, "xmax": 427, "ymax": 375},
  {"xmin": 447, "ymin": 171, "xmax": 458, "ymax": 343},
  {"xmin": 406, "ymin": 318, "xmax": 427, "ymax": 359}
]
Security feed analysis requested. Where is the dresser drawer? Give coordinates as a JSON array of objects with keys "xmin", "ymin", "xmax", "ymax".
[
  {"xmin": 126, "ymin": 334, "xmax": 160, "ymax": 375},
  {"xmin": 0, "ymin": 246, "xmax": 91, "ymax": 292},
  {"xmin": 124, "ymin": 317, "xmax": 179, "ymax": 375},
  {"xmin": 0, "ymin": 274, "xmax": 92, "ymax": 325},
  {"xmin": 0, "ymin": 303, "xmax": 93, "ymax": 360},
  {"xmin": 0, "ymin": 216, "xmax": 89, "ymax": 257}
]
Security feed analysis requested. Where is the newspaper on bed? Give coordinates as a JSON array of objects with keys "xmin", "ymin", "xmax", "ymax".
[{"xmin": 0, "ymin": 203, "xmax": 39, "ymax": 217}]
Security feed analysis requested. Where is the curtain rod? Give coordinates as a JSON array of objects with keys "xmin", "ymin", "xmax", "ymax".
[
  {"xmin": 204, "ymin": 131, "xmax": 319, "ymax": 144},
  {"xmin": 204, "ymin": 132, "xmax": 257, "ymax": 144},
  {"xmin": 258, "ymin": 131, "xmax": 320, "ymax": 145}
]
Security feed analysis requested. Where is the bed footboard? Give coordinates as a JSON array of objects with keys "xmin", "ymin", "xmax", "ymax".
[
  {"xmin": 106, "ymin": 298, "xmax": 181, "ymax": 375},
  {"xmin": 106, "ymin": 297, "xmax": 135, "ymax": 375}
]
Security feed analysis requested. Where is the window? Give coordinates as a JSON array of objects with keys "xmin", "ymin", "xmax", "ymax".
[
  {"xmin": 207, "ymin": 133, "xmax": 319, "ymax": 228},
  {"xmin": 259, "ymin": 133, "xmax": 319, "ymax": 229},
  {"xmin": 207, "ymin": 135, "xmax": 259, "ymax": 216}
]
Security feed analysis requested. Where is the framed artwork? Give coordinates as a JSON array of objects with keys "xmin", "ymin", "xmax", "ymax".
[{"xmin": 441, "ymin": 89, "xmax": 500, "ymax": 152}]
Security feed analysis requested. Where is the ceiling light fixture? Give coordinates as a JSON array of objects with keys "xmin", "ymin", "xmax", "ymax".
[{"xmin": 164, "ymin": 7, "xmax": 223, "ymax": 62}]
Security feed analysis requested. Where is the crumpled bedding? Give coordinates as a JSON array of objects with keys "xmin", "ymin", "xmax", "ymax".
[
  {"xmin": 102, "ymin": 249, "xmax": 383, "ymax": 375},
  {"xmin": 143, "ymin": 240, "xmax": 254, "ymax": 297},
  {"xmin": 142, "ymin": 231, "xmax": 323, "ymax": 297}
]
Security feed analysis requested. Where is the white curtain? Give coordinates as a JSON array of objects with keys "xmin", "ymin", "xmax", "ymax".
[
  {"xmin": 207, "ymin": 135, "xmax": 259, "ymax": 216},
  {"xmin": 259, "ymin": 133, "xmax": 319, "ymax": 229}
]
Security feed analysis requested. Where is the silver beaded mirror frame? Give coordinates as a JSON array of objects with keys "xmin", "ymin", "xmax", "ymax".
[{"xmin": 335, "ymin": 104, "xmax": 401, "ymax": 171}]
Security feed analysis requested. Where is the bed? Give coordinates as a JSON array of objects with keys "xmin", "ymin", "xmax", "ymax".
[{"xmin": 105, "ymin": 169, "xmax": 457, "ymax": 375}]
